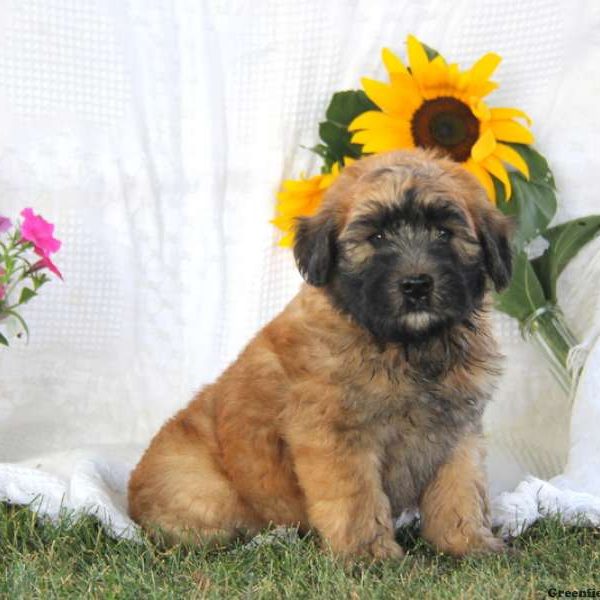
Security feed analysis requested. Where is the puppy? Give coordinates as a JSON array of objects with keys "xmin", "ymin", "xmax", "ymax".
[{"xmin": 128, "ymin": 149, "xmax": 512, "ymax": 560}]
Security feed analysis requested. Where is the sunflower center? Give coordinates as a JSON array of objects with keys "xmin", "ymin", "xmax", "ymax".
[{"xmin": 411, "ymin": 97, "xmax": 479, "ymax": 162}]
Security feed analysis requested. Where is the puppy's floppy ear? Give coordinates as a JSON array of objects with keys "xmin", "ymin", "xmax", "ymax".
[
  {"xmin": 293, "ymin": 211, "xmax": 337, "ymax": 287},
  {"xmin": 476, "ymin": 207, "xmax": 514, "ymax": 292}
]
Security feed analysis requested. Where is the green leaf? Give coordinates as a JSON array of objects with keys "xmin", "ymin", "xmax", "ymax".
[
  {"xmin": 305, "ymin": 144, "xmax": 337, "ymax": 172},
  {"xmin": 507, "ymin": 144, "xmax": 556, "ymax": 190},
  {"xmin": 497, "ymin": 172, "xmax": 557, "ymax": 250},
  {"xmin": 316, "ymin": 90, "xmax": 379, "ymax": 167},
  {"xmin": 494, "ymin": 250, "xmax": 546, "ymax": 322},
  {"xmin": 531, "ymin": 216, "xmax": 600, "ymax": 302},
  {"xmin": 306, "ymin": 144, "xmax": 329, "ymax": 159},
  {"xmin": 18, "ymin": 287, "xmax": 36, "ymax": 305},
  {"xmin": 421, "ymin": 42, "xmax": 440, "ymax": 61},
  {"xmin": 324, "ymin": 90, "xmax": 378, "ymax": 127},
  {"xmin": 32, "ymin": 273, "xmax": 49, "ymax": 290},
  {"xmin": 0, "ymin": 332, "xmax": 8, "ymax": 346},
  {"xmin": 496, "ymin": 144, "xmax": 558, "ymax": 251},
  {"xmin": 318, "ymin": 121, "xmax": 363, "ymax": 166}
]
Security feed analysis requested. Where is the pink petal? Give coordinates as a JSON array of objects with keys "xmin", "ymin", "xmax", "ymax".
[
  {"xmin": 0, "ymin": 216, "xmax": 11, "ymax": 233},
  {"xmin": 20, "ymin": 208, "xmax": 61, "ymax": 255},
  {"xmin": 33, "ymin": 253, "xmax": 63, "ymax": 279}
]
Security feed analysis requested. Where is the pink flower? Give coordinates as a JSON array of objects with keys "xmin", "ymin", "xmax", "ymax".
[
  {"xmin": 32, "ymin": 249, "xmax": 63, "ymax": 280},
  {"xmin": 20, "ymin": 208, "xmax": 61, "ymax": 256},
  {"xmin": 0, "ymin": 285, "xmax": 4, "ymax": 300},
  {"xmin": 0, "ymin": 216, "xmax": 11, "ymax": 233},
  {"xmin": 20, "ymin": 209, "xmax": 63, "ymax": 280}
]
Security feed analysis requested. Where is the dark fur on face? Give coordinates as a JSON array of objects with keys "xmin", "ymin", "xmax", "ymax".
[{"xmin": 294, "ymin": 156, "xmax": 512, "ymax": 345}]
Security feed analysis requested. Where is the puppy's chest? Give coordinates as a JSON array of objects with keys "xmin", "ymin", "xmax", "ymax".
[
  {"xmin": 383, "ymin": 384, "xmax": 480, "ymax": 441},
  {"xmin": 343, "ymin": 378, "xmax": 485, "ymax": 514},
  {"xmin": 390, "ymin": 392, "xmax": 481, "ymax": 513},
  {"xmin": 342, "ymin": 373, "xmax": 484, "ymax": 432}
]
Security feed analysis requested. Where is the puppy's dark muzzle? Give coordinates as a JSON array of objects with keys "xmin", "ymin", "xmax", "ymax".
[{"xmin": 401, "ymin": 274, "xmax": 433, "ymax": 309}]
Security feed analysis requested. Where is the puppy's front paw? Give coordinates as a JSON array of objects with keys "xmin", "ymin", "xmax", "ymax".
[
  {"xmin": 435, "ymin": 526, "xmax": 505, "ymax": 558},
  {"xmin": 332, "ymin": 532, "xmax": 405, "ymax": 562},
  {"xmin": 469, "ymin": 530, "xmax": 506, "ymax": 556},
  {"xmin": 366, "ymin": 535, "xmax": 405, "ymax": 561}
]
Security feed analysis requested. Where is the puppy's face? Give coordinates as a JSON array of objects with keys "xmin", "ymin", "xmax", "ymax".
[{"xmin": 294, "ymin": 150, "xmax": 512, "ymax": 344}]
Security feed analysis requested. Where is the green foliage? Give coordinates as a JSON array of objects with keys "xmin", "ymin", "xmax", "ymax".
[
  {"xmin": 495, "ymin": 251, "xmax": 547, "ymax": 321},
  {"xmin": 493, "ymin": 143, "xmax": 600, "ymax": 324},
  {"xmin": 324, "ymin": 90, "xmax": 378, "ymax": 126},
  {"xmin": 509, "ymin": 144, "xmax": 556, "ymax": 190},
  {"xmin": 2, "ymin": 503, "xmax": 600, "ymax": 599},
  {"xmin": 0, "ymin": 222, "xmax": 58, "ymax": 345},
  {"xmin": 311, "ymin": 90, "xmax": 378, "ymax": 170},
  {"xmin": 508, "ymin": 173, "xmax": 557, "ymax": 249},
  {"xmin": 421, "ymin": 42, "xmax": 440, "ymax": 61},
  {"xmin": 532, "ymin": 217, "xmax": 600, "ymax": 302},
  {"xmin": 496, "ymin": 145, "xmax": 557, "ymax": 251},
  {"xmin": 18, "ymin": 287, "xmax": 36, "ymax": 305}
]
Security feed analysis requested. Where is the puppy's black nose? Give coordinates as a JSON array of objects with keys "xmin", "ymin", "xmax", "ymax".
[{"xmin": 401, "ymin": 274, "xmax": 433, "ymax": 304}]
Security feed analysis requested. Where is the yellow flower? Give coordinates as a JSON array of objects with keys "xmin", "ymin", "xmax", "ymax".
[
  {"xmin": 349, "ymin": 36, "xmax": 533, "ymax": 203},
  {"xmin": 273, "ymin": 162, "xmax": 344, "ymax": 247}
]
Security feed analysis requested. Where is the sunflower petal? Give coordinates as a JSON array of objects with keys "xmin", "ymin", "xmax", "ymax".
[
  {"xmin": 468, "ymin": 80, "xmax": 498, "ymax": 97},
  {"xmin": 490, "ymin": 107, "xmax": 532, "ymax": 126},
  {"xmin": 471, "ymin": 129, "xmax": 497, "ymax": 162},
  {"xmin": 482, "ymin": 155, "xmax": 512, "ymax": 199},
  {"xmin": 319, "ymin": 164, "xmax": 343, "ymax": 188},
  {"xmin": 463, "ymin": 159, "xmax": 496, "ymax": 204},
  {"xmin": 278, "ymin": 232, "xmax": 294, "ymax": 248},
  {"xmin": 276, "ymin": 192, "xmax": 321, "ymax": 214},
  {"xmin": 468, "ymin": 53, "xmax": 501, "ymax": 85},
  {"xmin": 382, "ymin": 47, "xmax": 408, "ymax": 75},
  {"xmin": 360, "ymin": 78, "xmax": 395, "ymax": 113},
  {"xmin": 270, "ymin": 215, "xmax": 292, "ymax": 229},
  {"xmin": 494, "ymin": 143, "xmax": 530, "ymax": 179},
  {"xmin": 420, "ymin": 56, "xmax": 451, "ymax": 94},
  {"xmin": 390, "ymin": 73, "xmax": 424, "ymax": 105},
  {"xmin": 456, "ymin": 70, "xmax": 471, "ymax": 92},
  {"xmin": 349, "ymin": 110, "xmax": 405, "ymax": 132},
  {"xmin": 407, "ymin": 35, "xmax": 430, "ymax": 85},
  {"xmin": 471, "ymin": 99, "xmax": 491, "ymax": 122},
  {"xmin": 360, "ymin": 78, "xmax": 420, "ymax": 116},
  {"xmin": 318, "ymin": 176, "xmax": 334, "ymax": 189},
  {"xmin": 489, "ymin": 119, "xmax": 534, "ymax": 144},
  {"xmin": 447, "ymin": 63, "xmax": 460, "ymax": 85},
  {"xmin": 351, "ymin": 128, "xmax": 413, "ymax": 153},
  {"xmin": 429, "ymin": 55, "xmax": 449, "ymax": 74},
  {"xmin": 279, "ymin": 177, "xmax": 318, "ymax": 192}
]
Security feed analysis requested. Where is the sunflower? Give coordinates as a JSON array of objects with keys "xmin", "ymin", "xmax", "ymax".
[
  {"xmin": 272, "ymin": 162, "xmax": 345, "ymax": 247},
  {"xmin": 349, "ymin": 35, "xmax": 533, "ymax": 203}
]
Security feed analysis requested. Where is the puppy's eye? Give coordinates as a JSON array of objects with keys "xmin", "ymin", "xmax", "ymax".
[
  {"xmin": 436, "ymin": 227, "xmax": 452, "ymax": 242},
  {"xmin": 368, "ymin": 231, "xmax": 386, "ymax": 247}
]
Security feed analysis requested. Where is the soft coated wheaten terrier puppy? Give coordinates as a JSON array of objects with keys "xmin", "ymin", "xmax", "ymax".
[{"xmin": 129, "ymin": 149, "xmax": 512, "ymax": 560}]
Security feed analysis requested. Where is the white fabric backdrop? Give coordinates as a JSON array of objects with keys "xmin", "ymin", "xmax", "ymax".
[{"xmin": 1, "ymin": 0, "xmax": 600, "ymax": 539}]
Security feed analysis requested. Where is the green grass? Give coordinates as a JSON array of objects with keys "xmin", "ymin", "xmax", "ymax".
[{"xmin": 1, "ymin": 503, "xmax": 599, "ymax": 599}]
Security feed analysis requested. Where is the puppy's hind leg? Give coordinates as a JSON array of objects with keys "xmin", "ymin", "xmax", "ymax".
[{"xmin": 128, "ymin": 413, "xmax": 262, "ymax": 547}]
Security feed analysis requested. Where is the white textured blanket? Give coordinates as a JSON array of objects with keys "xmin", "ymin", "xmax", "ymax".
[{"xmin": 1, "ymin": 0, "xmax": 600, "ymax": 540}]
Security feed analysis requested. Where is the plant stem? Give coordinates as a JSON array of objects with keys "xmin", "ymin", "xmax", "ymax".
[{"xmin": 522, "ymin": 304, "xmax": 580, "ymax": 394}]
